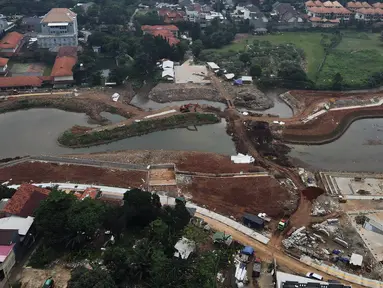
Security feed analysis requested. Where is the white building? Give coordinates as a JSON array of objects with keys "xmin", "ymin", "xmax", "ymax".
[{"xmin": 37, "ymin": 8, "xmax": 78, "ymax": 50}]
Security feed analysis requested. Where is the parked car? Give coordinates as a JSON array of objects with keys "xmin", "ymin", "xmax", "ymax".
[{"xmin": 306, "ymin": 272, "xmax": 323, "ymax": 281}]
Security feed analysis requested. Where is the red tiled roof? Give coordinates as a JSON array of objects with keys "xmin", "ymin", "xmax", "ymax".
[
  {"xmin": 308, "ymin": 6, "xmax": 351, "ymax": 14},
  {"xmin": 150, "ymin": 30, "xmax": 180, "ymax": 46},
  {"xmin": 362, "ymin": 1, "xmax": 371, "ymax": 7},
  {"xmin": 51, "ymin": 56, "xmax": 77, "ymax": 77},
  {"xmin": 310, "ymin": 16, "xmax": 323, "ymax": 21},
  {"xmin": 0, "ymin": 57, "xmax": 8, "ymax": 67},
  {"xmin": 141, "ymin": 25, "xmax": 179, "ymax": 31},
  {"xmin": 57, "ymin": 46, "xmax": 77, "ymax": 58},
  {"xmin": 80, "ymin": 187, "xmax": 99, "ymax": 200},
  {"xmin": 357, "ymin": 7, "xmax": 383, "ymax": 14},
  {"xmin": 314, "ymin": 0, "xmax": 324, "ymax": 6},
  {"xmin": 0, "ymin": 76, "xmax": 45, "ymax": 88},
  {"xmin": 2, "ymin": 184, "xmax": 50, "ymax": 217},
  {"xmin": 0, "ymin": 32, "xmax": 23, "ymax": 50},
  {"xmin": 373, "ymin": 2, "xmax": 383, "ymax": 8}
]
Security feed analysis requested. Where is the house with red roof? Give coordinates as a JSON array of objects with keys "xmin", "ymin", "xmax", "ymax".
[
  {"xmin": 0, "ymin": 32, "xmax": 24, "ymax": 56},
  {"xmin": 141, "ymin": 25, "xmax": 180, "ymax": 46},
  {"xmin": 0, "ymin": 76, "xmax": 52, "ymax": 91},
  {"xmin": 51, "ymin": 46, "xmax": 77, "ymax": 86},
  {"xmin": 158, "ymin": 9, "xmax": 186, "ymax": 23},
  {"xmin": 2, "ymin": 183, "xmax": 50, "ymax": 218},
  {"xmin": 0, "ymin": 243, "xmax": 15, "ymax": 283}
]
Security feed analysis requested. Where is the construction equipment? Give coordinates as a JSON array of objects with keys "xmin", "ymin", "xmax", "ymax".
[
  {"xmin": 180, "ymin": 103, "xmax": 200, "ymax": 113},
  {"xmin": 42, "ymin": 278, "xmax": 54, "ymax": 288},
  {"xmin": 278, "ymin": 218, "xmax": 289, "ymax": 231}
]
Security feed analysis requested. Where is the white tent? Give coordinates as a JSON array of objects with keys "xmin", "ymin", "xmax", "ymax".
[
  {"xmin": 111, "ymin": 93, "xmax": 120, "ymax": 102},
  {"xmin": 162, "ymin": 60, "xmax": 174, "ymax": 70}
]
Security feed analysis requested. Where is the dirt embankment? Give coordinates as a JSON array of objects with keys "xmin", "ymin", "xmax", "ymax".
[
  {"xmin": 58, "ymin": 113, "xmax": 219, "ymax": 148},
  {"xmin": 221, "ymin": 82, "xmax": 273, "ymax": 110},
  {"xmin": 181, "ymin": 176, "xmax": 296, "ymax": 219},
  {"xmin": 63, "ymin": 150, "xmax": 264, "ymax": 174},
  {"xmin": 0, "ymin": 162, "xmax": 147, "ymax": 188},
  {"xmin": 282, "ymin": 106, "xmax": 383, "ymax": 144},
  {"xmin": 0, "ymin": 96, "xmax": 131, "ymax": 124},
  {"xmin": 149, "ymin": 83, "xmax": 222, "ymax": 103}
]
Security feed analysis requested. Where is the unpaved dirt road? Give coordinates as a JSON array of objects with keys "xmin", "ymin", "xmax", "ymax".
[{"xmin": 197, "ymin": 213, "xmax": 364, "ymax": 288}]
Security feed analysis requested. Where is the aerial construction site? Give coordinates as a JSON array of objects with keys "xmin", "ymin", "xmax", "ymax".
[{"xmin": 2, "ymin": 65, "xmax": 383, "ymax": 288}]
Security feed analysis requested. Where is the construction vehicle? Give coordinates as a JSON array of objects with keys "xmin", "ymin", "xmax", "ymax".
[
  {"xmin": 338, "ymin": 195, "xmax": 347, "ymax": 203},
  {"xmin": 278, "ymin": 218, "xmax": 289, "ymax": 231},
  {"xmin": 180, "ymin": 103, "xmax": 200, "ymax": 113},
  {"xmin": 42, "ymin": 278, "xmax": 54, "ymax": 288}
]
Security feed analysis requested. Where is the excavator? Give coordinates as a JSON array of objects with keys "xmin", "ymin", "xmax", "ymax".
[{"xmin": 180, "ymin": 103, "xmax": 200, "ymax": 113}]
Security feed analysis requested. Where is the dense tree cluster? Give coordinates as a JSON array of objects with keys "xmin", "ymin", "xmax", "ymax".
[{"xmin": 32, "ymin": 188, "xmax": 231, "ymax": 287}]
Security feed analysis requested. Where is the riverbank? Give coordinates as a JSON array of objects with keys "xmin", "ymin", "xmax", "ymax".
[
  {"xmin": 282, "ymin": 107, "xmax": 383, "ymax": 144},
  {"xmin": 0, "ymin": 96, "xmax": 131, "ymax": 124},
  {"xmin": 58, "ymin": 113, "xmax": 219, "ymax": 148}
]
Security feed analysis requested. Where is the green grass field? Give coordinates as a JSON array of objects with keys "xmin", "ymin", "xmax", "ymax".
[{"xmin": 214, "ymin": 31, "xmax": 383, "ymax": 88}]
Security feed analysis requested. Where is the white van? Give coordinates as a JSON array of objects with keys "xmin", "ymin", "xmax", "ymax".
[{"xmin": 306, "ymin": 272, "xmax": 323, "ymax": 281}]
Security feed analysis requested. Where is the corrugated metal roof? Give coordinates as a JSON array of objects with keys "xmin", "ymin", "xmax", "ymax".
[{"xmin": 0, "ymin": 216, "xmax": 34, "ymax": 236}]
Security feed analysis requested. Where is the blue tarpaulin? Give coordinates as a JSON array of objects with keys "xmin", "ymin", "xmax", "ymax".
[
  {"xmin": 234, "ymin": 79, "xmax": 243, "ymax": 85},
  {"xmin": 241, "ymin": 246, "xmax": 254, "ymax": 255}
]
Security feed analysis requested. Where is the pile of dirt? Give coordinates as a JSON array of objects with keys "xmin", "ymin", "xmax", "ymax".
[
  {"xmin": 70, "ymin": 125, "xmax": 92, "ymax": 134},
  {"xmin": 18, "ymin": 265, "xmax": 71, "ymax": 288},
  {"xmin": 302, "ymin": 187, "xmax": 324, "ymax": 202},
  {"xmin": 181, "ymin": 176, "xmax": 296, "ymax": 219},
  {"xmin": 63, "ymin": 150, "xmax": 265, "ymax": 174},
  {"xmin": 221, "ymin": 82, "xmax": 273, "ymax": 110},
  {"xmin": 149, "ymin": 83, "xmax": 221, "ymax": 103},
  {"xmin": 0, "ymin": 162, "xmax": 147, "ymax": 188}
]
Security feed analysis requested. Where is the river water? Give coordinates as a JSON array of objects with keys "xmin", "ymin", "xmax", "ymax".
[
  {"xmin": 1, "ymin": 93, "xmax": 382, "ymax": 172},
  {"xmin": 0, "ymin": 108, "xmax": 236, "ymax": 158}
]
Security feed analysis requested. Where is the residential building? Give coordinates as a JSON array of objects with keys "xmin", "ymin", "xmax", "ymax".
[
  {"xmin": 0, "ymin": 76, "xmax": 51, "ymax": 91},
  {"xmin": 355, "ymin": 7, "xmax": 383, "ymax": 21},
  {"xmin": 310, "ymin": 17, "xmax": 340, "ymax": 27},
  {"xmin": 275, "ymin": 271, "xmax": 351, "ymax": 288},
  {"xmin": 0, "ymin": 32, "xmax": 24, "ymax": 56},
  {"xmin": 305, "ymin": 1, "xmax": 352, "ymax": 21},
  {"xmin": 273, "ymin": 3, "xmax": 304, "ymax": 23},
  {"xmin": 51, "ymin": 46, "xmax": 77, "ymax": 86},
  {"xmin": 199, "ymin": 11, "xmax": 225, "ymax": 27},
  {"xmin": 37, "ymin": 8, "xmax": 78, "ymax": 50},
  {"xmin": 0, "ymin": 244, "xmax": 15, "ymax": 286},
  {"xmin": 373, "ymin": 2, "xmax": 383, "ymax": 9},
  {"xmin": 141, "ymin": 25, "xmax": 180, "ymax": 46},
  {"xmin": 2, "ymin": 183, "xmax": 50, "ymax": 217},
  {"xmin": 158, "ymin": 9, "xmax": 185, "ymax": 23},
  {"xmin": 0, "ymin": 58, "xmax": 8, "ymax": 76},
  {"xmin": 0, "ymin": 15, "xmax": 8, "ymax": 34},
  {"xmin": 185, "ymin": 4, "xmax": 202, "ymax": 22}
]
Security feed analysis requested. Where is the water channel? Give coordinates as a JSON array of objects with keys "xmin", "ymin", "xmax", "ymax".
[
  {"xmin": 0, "ymin": 108, "xmax": 236, "ymax": 159},
  {"xmin": 1, "ymin": 92, "xmax": 383, "ymax": 172}
]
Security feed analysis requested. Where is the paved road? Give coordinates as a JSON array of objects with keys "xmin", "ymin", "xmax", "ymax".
[{"xmin": 197, "ymin": 213, "xmax": 365, "ymax": 288}]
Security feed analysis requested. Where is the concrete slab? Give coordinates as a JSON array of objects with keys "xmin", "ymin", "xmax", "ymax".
[{"xmin": 174, "ymin": 65, "xmax": 210, "ymax": 84}]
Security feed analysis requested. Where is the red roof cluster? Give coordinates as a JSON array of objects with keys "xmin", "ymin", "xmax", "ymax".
[
  {"xmin": 0, "ymin": 32, "xmax": 24, "ymax": 50},
  {"xmin": 0, "ymin": 76, "xmax": 46, "ymax": 88},
  {"xmin": 0, "ymin": 57, "xmax": 9, "ymax": 67},
  {"xmin": 141, "ymin": 25, "xmax": 179, "ymax": 32},
  {"xmin": 373, "ymin": 2, "xmax": 383, "ymax": 8},
  {"xmin": 356, "ymin": 7, "xmax": 383, "ymax": 14},
  {"xmin": 347, "ymin": 1, "xmax": 372, "ymax": 8},
  {"xmin": 51, "ymin": 46, "xmax": 77, "ymax": 77},
  {"xmin": 307, "ymin": 6, "xmax": 352, "ymax": 14},
  {"xmin": 141, "ymin": 25, "xmax": 180, "ymax": 46},
  {"xmin": 2, "ymin": 184, "xmax": 50, "ymax": 217}
]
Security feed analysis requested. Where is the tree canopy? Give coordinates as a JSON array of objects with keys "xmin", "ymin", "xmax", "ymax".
[{"xmin": 68, "ymin": 267, "xmax": 117, "ymax": 288}]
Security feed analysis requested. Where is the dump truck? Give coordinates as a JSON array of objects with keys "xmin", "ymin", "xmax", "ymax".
[{"xmin": 278, "ymin": 218, "xmax": 289, "ymax": 231}]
